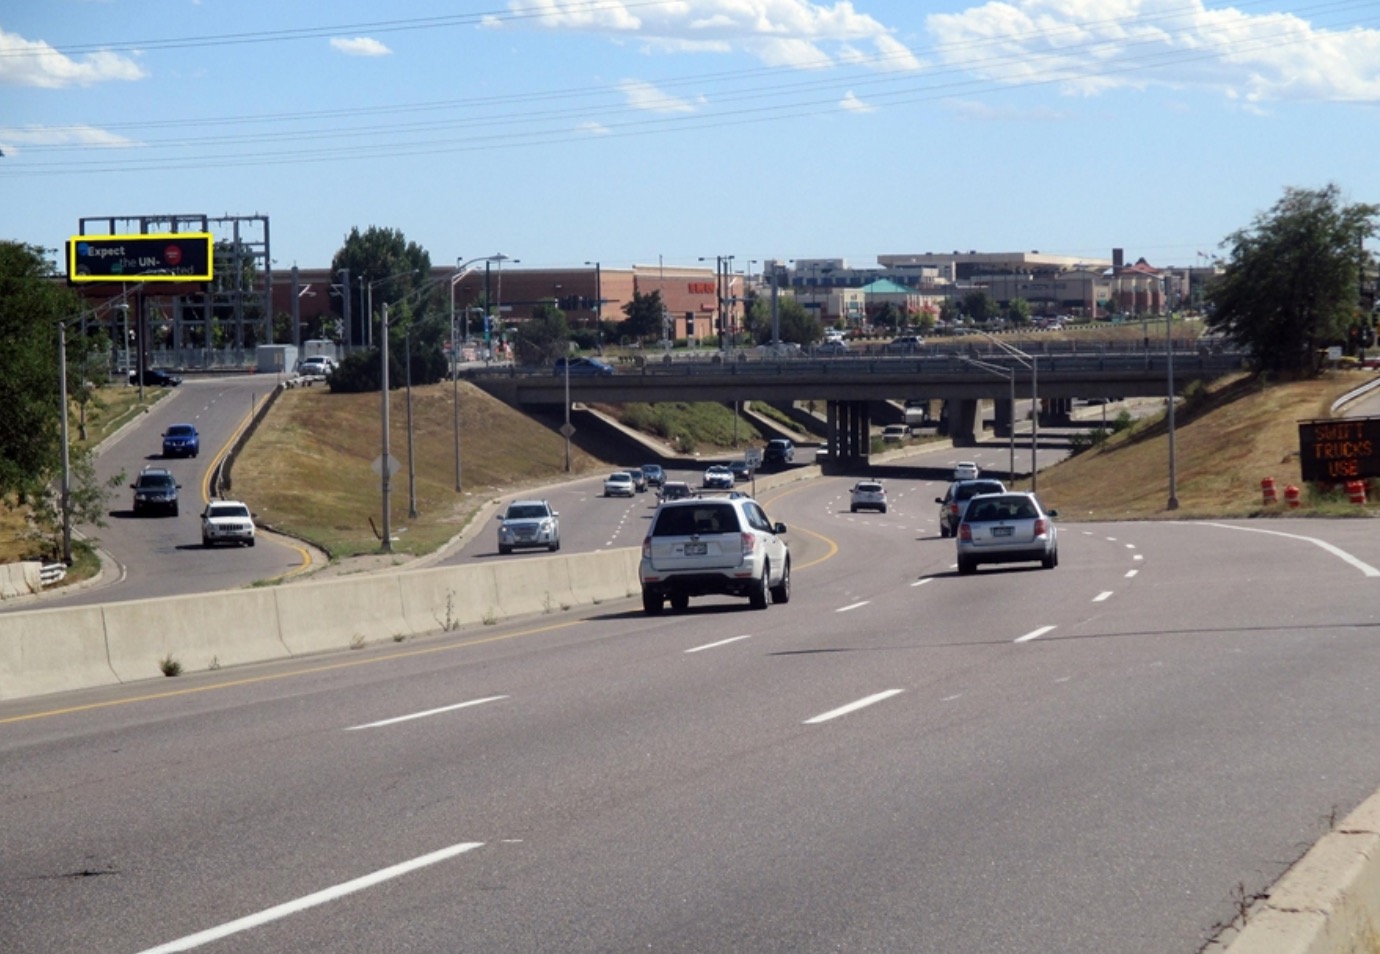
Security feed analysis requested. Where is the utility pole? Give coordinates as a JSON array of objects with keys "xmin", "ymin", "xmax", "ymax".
[{"xmin": 380, "ymin": 302, "xmax": 392, "ymax": 553}]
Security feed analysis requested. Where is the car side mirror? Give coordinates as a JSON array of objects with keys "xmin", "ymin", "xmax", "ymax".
[
  {"xmin": 774, "ymin": 522, "xmax": 788, "ymax": 534},
  {"xmin": 1046, "ymin": 509, "xmax": 1058, "ymax": 517},
  {"xmin": 496, "ymin": 513, "xmax": 504, "ymax": 521},
  {"xmin": 935, "ymin": 497, "xmax": 943, "ymax": 504}
]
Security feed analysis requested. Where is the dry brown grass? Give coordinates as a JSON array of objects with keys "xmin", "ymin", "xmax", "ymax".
[
  {"xmin": 231, "ymin": 381, "xmax": 607, "ymax": 557},
  {"xmin": 1029, "ymin": 370, "xmax": 1374, "ymax": 521}
]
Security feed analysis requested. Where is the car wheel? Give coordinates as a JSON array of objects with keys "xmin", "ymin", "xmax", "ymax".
[
  {"xmin": 202, "ymin": 535, "xmax": 212, "ymax": 547},
  {"xmin": 850, "ymin": 505, "xmax": 857, "ymax": 513},
  {"xmin": 880, "ymin": 506, "xmax": 887, "ymax": 514},
  {"xmin": 670, "ymin": 593, "xmax": 689, "ymax": 613},
  {"xmin": 499, "ymin": 544, "xmax": 512, "ymax": 555},
  {"xmin": 939, "ymin": 525, "xmax": 950, "ymax": 538},
  {"xmin": 749, "ymin": 562, "xmax": 770, "ymax": 610},
  {"xmin": 549, "ymin": 541, "xmax": 560, "ymax": 552},
  {"xmin": 1042, "ymin": 548, "xmax": 1058, "ymax": 569},
  {"xmin": 642, "ymin": 589, "xmax": 664, "ymax": 616},
  {"xmin": 957, "ymin": 557, "xmax": 976, "ymax": 576},
  {"xmin": 770, "ymin": 557, "xmax": 791, "ymax": 604},
  {"xmin": 248, "ymin": 538, "xmax": 256, "ymax": 547},
  {"xmin": 170, "ymin": 504, "xmax": 179, "ymax": 517}
]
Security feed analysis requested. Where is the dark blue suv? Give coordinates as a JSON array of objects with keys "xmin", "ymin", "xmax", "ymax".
[{"xmin": 162, "ymin": 423, "xmax": 200, "ymax": 458}]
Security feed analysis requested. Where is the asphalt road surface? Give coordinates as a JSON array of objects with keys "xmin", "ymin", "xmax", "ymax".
[
  {"xmin": 16, "ymin": 375, "xmax": 311, "ymax": 610},
  {"xmin": 5, "ymin": 466, "xmax": 1379, "ymax": 951}
]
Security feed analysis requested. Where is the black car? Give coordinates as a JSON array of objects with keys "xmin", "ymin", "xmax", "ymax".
[
  {"xmin": 625, "ymin": 466, "xmax": 648, "ymax": 493},
  {"xmin": 936, "ymin": 478, "xmax": 1007, "ymax": 538},
  {"xmin": 130, "ymin": 467, "xmax": 181, "ymax": 516},
  {"xmin": 728, "ymin": 459, "xmax": 753, "ymax": 482},
  {"xmin": 129, "ymin": 367, "xmax": 183, "ymax": 387}
]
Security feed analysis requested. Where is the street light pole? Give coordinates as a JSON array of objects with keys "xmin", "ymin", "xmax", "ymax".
[
  {"xmin": 979, "ymin": 332, "xmax": 1039, "ymax": 492},
  {"xmin": 1167, "ymin": 311, "xmax": 1179, "ymax": 510},
  {"xmin": 961, "ymin": 356, "xmax": 1016, "ymax": 482},
  {"xmin": 380, "ymin": 302, "xmax": 392, "ymax": 553}
]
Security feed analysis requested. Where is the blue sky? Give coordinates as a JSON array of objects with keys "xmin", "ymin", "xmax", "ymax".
[{"xmin": 3, "ymin": 0, "xmax": 1378, "ymax": 273}]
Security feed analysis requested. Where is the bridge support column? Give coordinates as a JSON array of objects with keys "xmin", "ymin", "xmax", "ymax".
[
  {"xmin": 993, "ymin": 398, "xmax": 1013, "ymax": 438},
  {"xmin": 825, "ymin": 400, "xmax": 871, "ymax": 462},
  {"xmin": 951, "ymin": 398, "xmax": 981, "ymax": 447}
]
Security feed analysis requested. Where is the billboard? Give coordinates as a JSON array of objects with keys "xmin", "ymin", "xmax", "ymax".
[
  {"xmin": 68, "ymin": 232, "xmax": 213, "ymax": 283},
  {"xmin": 1297, "ymin": 417, "xmax": 1380, "ymax": 482}
]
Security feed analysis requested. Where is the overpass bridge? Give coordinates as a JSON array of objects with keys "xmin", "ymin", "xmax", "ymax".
[{"xmin": 468, "ymin": 348, "xmax": 1247, "ymax": 457}]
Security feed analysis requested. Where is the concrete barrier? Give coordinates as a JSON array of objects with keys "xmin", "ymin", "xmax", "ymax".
[
  {"xmin": 0, "ymin": 604, "xmax": 117, "ymax": 698},
  {"xmin": 274, "ymin": 573, "xmax": 407, "ymax": 656},
  {"xmin": 1216, "ymin": 794, "xmax": 1380, "ymax": 953},
  {"xmin": 101, "ymin": 589, "xmax": 289, "ymax": 681},
  {"xmin": 0, "ymin": 562, "xmax": 43, "ymax": 600},
  {"xmin": 0, "ymin": 548, "xmax": 641, "ymax": 701}
]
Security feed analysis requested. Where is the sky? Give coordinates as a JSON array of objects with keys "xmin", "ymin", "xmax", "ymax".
[{"xmin": 3, "ymin": 0, "xmax": 1379, "ymax": 275}]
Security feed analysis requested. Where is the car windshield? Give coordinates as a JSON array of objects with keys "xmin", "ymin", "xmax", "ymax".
[
  {"xmin": 208, "ymin": 504, "xmax": 250, "ymax": 518},
  {"xmin": 167, "ymin": 425, "xmax": 194, "ymax": 437},
  {"xmin": 139, "ymin": 474, "xmax": 174, "ymax": 489},
  {"xmin": 652, "ymin": 504, "xmax": 739, "ymax": 537},
  {"xmin": 506, "ymin": 504, "xmax": 548, "ymax": 519}
]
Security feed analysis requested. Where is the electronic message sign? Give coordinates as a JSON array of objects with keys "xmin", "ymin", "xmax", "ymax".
[
  {"xmin": 68, "ymin": 232, "xmax": 213, "ymax": 283},
  {"xmin": 1297, "ymin": 417, "xmax": 1380, "ymax": 482}
]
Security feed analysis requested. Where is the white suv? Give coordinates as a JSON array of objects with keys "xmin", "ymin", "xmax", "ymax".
[
  {"xmin": 201, "ymin": 500, "xmax": 256, "ymax": 547},
  {"xmin": 496, "ymin": 499, "xmax": 560, "ymax": 554},
  {"xmin": 639, "ymin": 495, "xmax": 790, "ymax": 614}
]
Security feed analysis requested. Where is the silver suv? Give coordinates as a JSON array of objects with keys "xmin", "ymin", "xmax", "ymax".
[
  {"xmin": 639, "ymin": 495, "xmax": 790, "ymax": 614},
  {"xmin": 496, "ymin": 499, "xmax": 560, "ymax": 554}
]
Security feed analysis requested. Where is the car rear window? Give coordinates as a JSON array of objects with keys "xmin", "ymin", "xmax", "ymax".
[
  {"xmin": 652, "ymin": 504, "xmax": 741, "ymax": 537},
  {"xmin": 857, "ymin": 482, "xmax": 882, "ymax": 492}
]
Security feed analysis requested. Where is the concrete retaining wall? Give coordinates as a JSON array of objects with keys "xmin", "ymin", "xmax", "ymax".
[
  {"xmin": 0, "ymin": 562, "xmax": 43, "ymax": 600},
  {"xmin": 0, "ymin": 548, "xmax": 640, "ymax": 702}
]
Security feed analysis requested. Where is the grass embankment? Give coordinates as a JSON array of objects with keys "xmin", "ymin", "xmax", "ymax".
[
  {"xmin": 0, "ymin": 384, "xmax": 166, "ymax": 567},
  {"xmin": 1031, "ymin": 371, "xmax": 1373, "ymax": 520}
]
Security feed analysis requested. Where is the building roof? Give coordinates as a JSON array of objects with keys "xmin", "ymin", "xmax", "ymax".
[{"xmin": 859, "ymin": 278, "xmax": 914, "ymax": 294}]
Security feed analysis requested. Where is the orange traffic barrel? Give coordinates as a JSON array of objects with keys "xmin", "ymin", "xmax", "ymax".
[
  {"xmin": 1284, "ymin": 484, "xmax": 1301, "ymax": 508},
  {"xmin": 1261, "ymin": 476, "xmax": 1277, "ymax": 505},
  {"xmin": 1347, "ymin": 480, "xmax": 1366, "ymax": 505}
]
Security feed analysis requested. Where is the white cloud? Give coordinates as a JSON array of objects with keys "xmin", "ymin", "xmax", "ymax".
[
  {"xmin": 618, "ymin": 79, "xmax": 698, "ymax": 113},
  {"xmin": 577, "ymin": 120, "xmax": 612, "ymax": 135},
  {"xmin": 330, "ymin": 37, "xmax": 392, "ymax": 57},
  {"xmin": 926, "ymin": 0, "xmax": 1380, "ymax": 104},
  {"xmin": 503, "ymin": 0, "xmax": 920, "ymax": 72},
  {"xmin": 839, "ymin": 90, "xmax": 875, "ymax": 113},
  {"xmin": 0, "ymin": 124, "xmax": 139, "ymax": 155},
  {"xmin": 0, "ymin": 27, "xmax": 145, "ymax": 88}
]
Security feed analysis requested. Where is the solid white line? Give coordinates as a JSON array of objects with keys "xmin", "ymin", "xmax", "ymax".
[
  {"xmin": 1015, "ymin": 625, "xmax": 1056, "ymax": 643},
  {"xmin": 134, "ymin": 842, "xmax": 484, "ymax": 953},
  {"xmin": 346, "ymin": 696, "xmax": 508, "ymax": 730},
  {"xmin": 1200, "ymin": 522, "xmax": 1380, "ymax": 577},
  {"xmin": 685, "ymin": 635, "xmax": 751, "ymax": 653},
  {"xmin": 1093, "ymin": 591, "xmax": 1113, "ymax": 602},
  {"xmin": 804, "ymin": 689, "xmax": 904, "ymax": 724},
  {"xmin": 836, "ymin": 601, "xmax": 870, "ymax": 612}
]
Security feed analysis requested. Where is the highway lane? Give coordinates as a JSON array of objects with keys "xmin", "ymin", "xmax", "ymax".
[
  {"xmin": 17, "ymin": 375, "xmax": 311, "ymax": 610},
  {"xmin": 6, "ymin": 480, "xmax": 1380, "ymax": 952}
]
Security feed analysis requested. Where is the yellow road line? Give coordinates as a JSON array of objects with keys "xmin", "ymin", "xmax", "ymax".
[
  {"xmin": 758, "ymin": 482, "xmax": 840, "ymax": 571},
  {"xmin": 0, "ymin": 619, "xmax": 584, "ymax": 725}
]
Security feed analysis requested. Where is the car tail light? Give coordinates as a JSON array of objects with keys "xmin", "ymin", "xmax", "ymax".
[
  {"xmin": 642, "ymin": 537, "xmax": 652, "ymax": 559},
  {"xmin": 741, "ymin": 532, "xmax": 757, "ymax": 557},
  {"xmin": 1033, "ymin": 518, "xmax": 1048, "ymax": 536},
  {"xmin": 959, "ymin": 523, "xmax": 972, "ymax": 542}
]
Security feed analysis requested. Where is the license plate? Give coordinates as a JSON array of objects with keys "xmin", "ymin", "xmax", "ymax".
[
  {"xmin": 992, "ymin": 526, "xmax": 1013, "ymax": 537},
  {"xmin": 684, "ymin": 542, "xmax": 707, "ymax": 555}
]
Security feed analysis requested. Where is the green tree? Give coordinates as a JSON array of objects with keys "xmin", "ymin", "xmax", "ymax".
[
  {"xmin": 1006, "ymin": 297, "xmax": 1033, "ymax": 326},
  {"xmin": 963, "ymin": 290, "xmax": 998, "ymax": 323},
  {"xmin": 330, "ymin": 226, "xmax": 434, "ymax": 347},
  {"xmin": 512, "ymin": 304, "xmax": 571, "ymax": 366},
  {"xmin": 1207, "ymin": 184, "xmax": 1379, "ymax": 375},
  {"xmin": 0, "ymin": 242, "xmax": 120, "ymax": 559},
  {"xmin": 870, "ymin": 302, "xmax": 903, "ymax": 331},
  {"xmin": 620, "ymin": 289, "xmax": 665, "ymax": 341}
]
